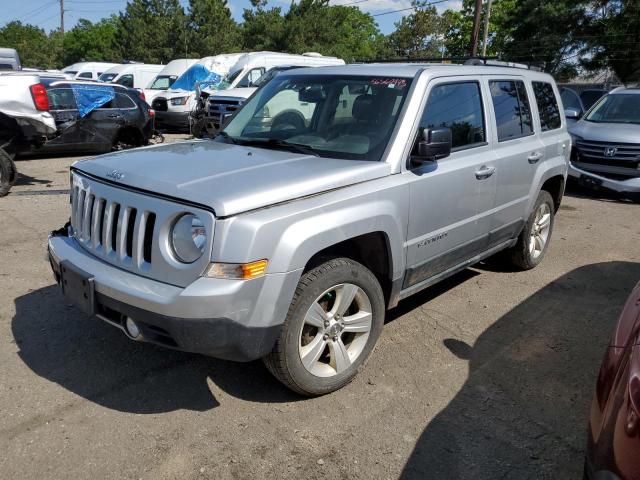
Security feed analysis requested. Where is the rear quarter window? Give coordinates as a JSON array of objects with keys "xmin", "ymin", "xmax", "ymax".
[
  {"xmin": 47, "ymin": 88, "xmax": 77, "ymax": 110},
  {"xmin": 532, "ymin": 81, "xmax": 561, "ymax": 131}
]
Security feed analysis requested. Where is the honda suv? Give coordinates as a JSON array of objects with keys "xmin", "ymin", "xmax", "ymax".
[
  {"xmin": 48, "ymin": 63, "xmax": 569, "ymax": 395},
  {"xmin": 568, "ymin": 87, "xmax": 640, "ymax": 200}
]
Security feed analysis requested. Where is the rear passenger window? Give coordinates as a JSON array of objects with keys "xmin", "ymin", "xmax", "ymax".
[
  {"xmin": 532, "ymin": 82, "xmax": 561, "ymax": 131},
  {"xmin": 115, "ymin": 74, "xmax": 134, "ymax": 88},
  {"xmin": 77, "ymin": 72, "xmax": 93, "ymax": 79},
  {"xmin": 420, "ymin": 82, "xmax": 486, "ymax": 150},
  {"xmin": 490, "ymin": 80, "xmax": 533, "ymax": 141},
  {"xmin": 114, "ymin": 93, "xmax": 136, "ymax": 109},
  {"xmin": 47, "ymin": 88, "xmax": 77, "ymax": 110}
]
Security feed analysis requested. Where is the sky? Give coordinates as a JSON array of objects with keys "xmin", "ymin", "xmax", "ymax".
[{"xmin": 3, "ymin": 0, "xmax": 462, "ymax": 36}]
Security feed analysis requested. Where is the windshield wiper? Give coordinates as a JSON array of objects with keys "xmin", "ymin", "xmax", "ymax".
[
  {"xmin": 216, "ymin": 131, "xmax": 238, "ymax": 144},
  {"xmin": 237, "ymin": 138, "xmax": 319, "ymax": 156}
]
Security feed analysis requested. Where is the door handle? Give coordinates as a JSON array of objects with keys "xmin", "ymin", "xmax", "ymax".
[
  {"xmin": 107, "ymin": 113, "xmax": 121, "ymax": 118},
  {"xmin": 475, "ymin": 166, "xmax": 496, "ymax": 180},
  {"xmin": 528, "ymin": 152, "xmax": 543, "ymax": 164}
]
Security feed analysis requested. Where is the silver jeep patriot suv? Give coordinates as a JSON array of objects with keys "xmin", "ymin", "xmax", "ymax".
[{"xmin": 48, "ymin": 63, "xmax": 569, "ymax": 395}]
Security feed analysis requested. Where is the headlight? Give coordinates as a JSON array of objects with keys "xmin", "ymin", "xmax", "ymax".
[
  {"xmin": 170, "ymin": 96, "xmax": 188, "ymax": 106},
  {"xmin": 170, "ymin": 214, "xmax": 207, "ymax": 263}
]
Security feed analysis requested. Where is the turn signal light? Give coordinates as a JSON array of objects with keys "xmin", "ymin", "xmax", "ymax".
[{"xmin": 205, "ymin": 259, "xmax": 268, "ymax": 280}]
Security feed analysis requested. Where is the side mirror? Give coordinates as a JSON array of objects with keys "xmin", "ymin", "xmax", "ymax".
[
  {"xmin": 564, "ymin": 108, "xmax": 581, "ymax": 120},
  {"xmin": 414, "ymin": 127, "xmax": 452, "ymax": 164}
]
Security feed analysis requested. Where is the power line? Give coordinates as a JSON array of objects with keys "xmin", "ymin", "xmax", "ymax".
[{"xmin": 371, "ymin": 0, "xmax": 450, "ymax": 17}]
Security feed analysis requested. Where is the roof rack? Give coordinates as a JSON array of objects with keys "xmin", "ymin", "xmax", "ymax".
[{"xmin": 355, "ymin": 56, "xmax": 544, "ymax": 71}]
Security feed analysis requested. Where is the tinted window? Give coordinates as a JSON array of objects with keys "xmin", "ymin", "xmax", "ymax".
[
  {"xmin": 78, "ymin": 71, "xmax": 93, "ymax": 79},
  {"xmin": 532, "ymin": 81, "xmax": 561, "ymax": 131},
  {"xmin": 115, "ymin": 74, "xmax": 134, "ymax": 88},
  {"xmin": 47, "ymin": 88, "xmax": 77, "ymax": 110},
  {"xmin": 580, "ymin": 90, "xmax": 606, "ymax": 110},
  {"xmin": 561, "ymin": 88, "xmax": 582, "ymax": 111},
  {"xmin": 114, "ymin": 93, "xmax": 136, "ymax": 109},
  {"xmin": 420, "ymin": 82, "xmax": 486, "ymax": 149},
  {"xmin": 490, "ymin": 80, "xmax": 533, "ymax": 141}
]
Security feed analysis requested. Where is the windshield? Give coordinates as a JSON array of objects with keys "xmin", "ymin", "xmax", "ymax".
[
  {"xmin": 216, "ymin": 69, "xmax": 243, "ymax": 91},
  {"xmin": 221, "ymin": 74, "xmax": 412, "ymax": 161},
  {"xmin": 585, "ymin": 94, "xmax": 640, "ymax": 124},
  {"xmin": 149, "ymin": 74, "xmax": 178, "ymax": 90},
  {"xmin": 99, "ymin": 72, "xmax": 117, "ymax": 82}
]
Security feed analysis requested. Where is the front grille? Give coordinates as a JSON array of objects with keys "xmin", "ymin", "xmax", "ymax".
[
  {"xmin": 152, "ymin": 97, "xmax": 168, "ymax": 112},
  {"xmin": 574, "ymin": 139, "xmax": 640, "ymax": 179},
  {"xmin": 71, "ymin": 186, "xmax": 156, "ymax": 267},
  {"xmin": 207, "ymin": 98, "xmax": 242, "ymax": 128},
  {"xmin": 69, "ymin": 171, "xmax": 215, "ymax": 287}
]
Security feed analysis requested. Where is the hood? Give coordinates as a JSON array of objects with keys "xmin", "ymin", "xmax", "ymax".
[
  {"xmin": 206, "ymin": 87, "xmax": 256, "ymax": 100},
  {"xmin": 569, "ymin": 120, "xmax": 640, "ymax": 143},
  {"xmin": 73, "ymin": 140, "xmax": 391, "ymax": 217},
  {"xmin": 143, "ymin": 89, "xmax": 164, "ymax": 103},
  {"xmin": 159, "ymin": 90, "xmax": 195, "ymax": 100}
]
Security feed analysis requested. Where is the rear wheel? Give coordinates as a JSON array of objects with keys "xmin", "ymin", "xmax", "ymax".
[
  {"xmin": 504, "ymin": 190, "xmax": 555, "ymax": 270},
  {"xmin": 263, "ymin": 258, "xmax": 385, "ymax": 396},
  {"xmin": 0, "ymin": 147, "xmax": 15, "ymax": 197}
]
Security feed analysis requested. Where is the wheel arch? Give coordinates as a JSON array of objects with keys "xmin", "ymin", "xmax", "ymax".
[{"xmin": 540, "ymin": 174, "xmax": 565, "ymax": 212}]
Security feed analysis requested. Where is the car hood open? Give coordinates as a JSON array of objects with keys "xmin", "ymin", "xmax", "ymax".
[
  {"xmin": 569, "ymin": 121, "xmax": 640, "ymax": 143},
  {"xmin": 73, "ymin": 140, "xmax": 391, "ymax": 217}
]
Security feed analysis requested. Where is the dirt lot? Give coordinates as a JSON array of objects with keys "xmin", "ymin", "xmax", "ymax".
[{"xmin": 1, "ymin": 139, "xmax": 638, "ymax": 479}]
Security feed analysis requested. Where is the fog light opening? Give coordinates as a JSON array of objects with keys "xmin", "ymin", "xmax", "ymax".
[{"xmin": 124, "ymin": 317, "xmax": 142, "ymax": 340}]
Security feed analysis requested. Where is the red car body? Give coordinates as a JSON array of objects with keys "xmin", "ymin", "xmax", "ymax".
[{"xmin": 586, "ymin": 281, "xmax": 640, "ymax": 480}]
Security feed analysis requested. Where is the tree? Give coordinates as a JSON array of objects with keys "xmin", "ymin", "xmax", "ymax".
[
  {"xmin": 241, "ymin": 0, "xmax": 287, "ymax": 51},
  {"xmin": 387, "ymin": 3, "xmax": 446, "ymax": 59},
  {"xmin": 188, "ymin": 0, "xmax": 242, "ymax": 57},
  {"xmin": 116, "ymin": 0, "xmax": 187, "ymax": 64},
  {"xmin": 283, "ymin": 0, "xmax": 385, "ymax": 61},
  {"xmin": 0, "ymin": 22, "xmax": 57, "ymax": 69},
  {"xmin": 62, "ymin": 17, "xmax": 121, "ymax": 66},
  {"xmin": 441, "ymin": 0, "xmax": 516, "ymax": 57},
  {"xmin": 498, "ymin": 0, "xmax": 590, "ymax": 78},
  {"xmin": 580, "ymin": 0, "xmax": 640, "ymax": 84}
]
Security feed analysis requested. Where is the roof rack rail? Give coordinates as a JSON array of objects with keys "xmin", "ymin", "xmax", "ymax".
[{"xmin": 355, "ymin": 56, "xmax": 544, "ymax": 71}]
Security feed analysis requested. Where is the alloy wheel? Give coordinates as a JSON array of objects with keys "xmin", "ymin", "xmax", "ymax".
[
  {"xmin": 529, "ymin": 202, "xmax": 551, "ymax": 259},
  {"xmin": 298, "ymin": 283, "xmax": 372, "ymax": 377}
]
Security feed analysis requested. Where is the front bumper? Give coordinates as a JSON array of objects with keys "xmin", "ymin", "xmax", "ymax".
[
  {"xmin": 48, "ymin": 229, "xmax": 301, "ymax": 362},
  {"xmin": 154, "ymin": 110, "xmax": 190, "ymax": 131},
  {"xmin": 569, "ymin": 162, "xmax": 640, "ymax": 196}
]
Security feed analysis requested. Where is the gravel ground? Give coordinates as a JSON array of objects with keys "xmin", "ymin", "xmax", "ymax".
[{"xmin": 1, "ymin": 139, "xmax": 639, "ymax": 479}]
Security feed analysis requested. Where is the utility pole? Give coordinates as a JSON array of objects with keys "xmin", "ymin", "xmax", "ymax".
[
  {"xmin": 470, "ymin": 0, "xmax": 482, "ymax": 57},
  {"xmin": 481, "ymin": 0, "xmax": 493, "ymax": 57},
  {"xmin": 59, "ymin": 0, "xmax": 65, "ymax": 35}
]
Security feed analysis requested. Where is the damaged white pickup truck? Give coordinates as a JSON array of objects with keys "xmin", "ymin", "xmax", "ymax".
[{"xmin": 0, "ymin": 72, "xmax": 58, "ymax": 196}]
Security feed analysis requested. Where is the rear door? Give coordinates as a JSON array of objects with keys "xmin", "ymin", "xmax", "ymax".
[
  {"xmin": 484, "ymin": 76, "xmax": 545, "ymax": 245},
  {"xmin": 45, "ymin": 87, "xmax": 84, "ymax": 149},
  {"xmin": 404, "ymin": 77, "xmax": 497, "ymax": 288},
  {"xmin": 86, "ymin": 92, "xmax": 134, "ymax": 148}
]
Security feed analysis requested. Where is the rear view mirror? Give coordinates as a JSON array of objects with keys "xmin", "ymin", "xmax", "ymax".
[
  {"xmin": 564, "ymin": 108, "xmax": 581, "ymax": 120},
  {"xmin": 348, "ymin": 84, "xmax": 368, "ymax": 95},
  {"xmin": 413, "ymin": 128, "xmax": 452, "ymax": 164},
  {"xmin": 298, "ymin": 85, "xmax": 326, "ymax": 103}
]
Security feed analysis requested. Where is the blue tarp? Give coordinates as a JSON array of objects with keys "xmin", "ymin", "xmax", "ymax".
[
  {"xmin": 72, "ymin": 84, "xmax": 115, "ymax": 118},
  {"xmin": 170, "ymin": 63, "xmax": 223, "ymax": 92}
]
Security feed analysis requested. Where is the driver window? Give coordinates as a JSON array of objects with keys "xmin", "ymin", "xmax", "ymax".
[
  {"xmin": 237, "ymin": 68, "xmax": 266, "ymax": 88},
  {"xmin": 418, "ymin": 81, "xmax": 486, "ymax": 151}
]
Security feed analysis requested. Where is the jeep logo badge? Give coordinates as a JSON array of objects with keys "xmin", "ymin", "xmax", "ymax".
[
  {"xmin": 604, "ymin": 147, "xmax": 617, "ymax": 157},
  {"xmin": 106, "ymin": 169, "xmax": 124, "ymax": 181}
]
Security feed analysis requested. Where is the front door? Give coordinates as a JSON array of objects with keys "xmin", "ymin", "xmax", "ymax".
[{"xmin": 404, "ymin": 78, "xmax": 497, "ymax": 288}]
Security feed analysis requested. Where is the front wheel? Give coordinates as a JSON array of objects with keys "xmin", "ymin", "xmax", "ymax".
[
  {"xmin": 504, "ymin": 190, "xmax": 555, "ymax": 270},
  {"xmin": 263, "ymin": 258, "xmax": 385, "ymax": 396}
]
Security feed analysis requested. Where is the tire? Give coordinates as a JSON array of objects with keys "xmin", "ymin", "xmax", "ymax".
[
  {"xmin": 0, "ymin": 147, "xmax": 15, "ymax": 197},
  {"xmin": 263, "ymin": 258, "xmax": 385, "ymax": 396},
  {"xmin": 504, "ymin": 190, "xmax": 555, "ymax": 270}
]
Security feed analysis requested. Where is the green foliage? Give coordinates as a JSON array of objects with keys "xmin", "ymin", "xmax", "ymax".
[
  {"xmin": 241, "ymin": 0, "xmax": 286, "ymax": 51},
  {"xmin": 62, "ymin": 17, "xmax": 121, "ymax": 66},
  {"xmin": 116, "ymin": 0, "xmax": 188, "ymax": 63},
  {"xmin": 188, "ymin": 0, "xmax": 242, "ymax": 57},
  {"xmin": 580, "ymin": 0, "xmax": 640, "ymax": 84},
  {"xmin": 388, "ymin": 3, "xmax": 446, "ymax": 59},
  {"xmin": 0, "ymin": 21, "xmax": 58, "ymax": 69}
]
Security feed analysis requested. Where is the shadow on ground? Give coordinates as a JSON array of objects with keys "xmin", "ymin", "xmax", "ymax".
[
  {"xmin": 564, "ymin": 181, "xmax": 639, "ymax": 205},
  {"xmin": 13, "ymin": 172, "xmax": 52, "ymax": 187},
  {"xmin": 12, "ymin": 286, "xmax": 298, "ymax": 413},
  {"xmin": 400, "ymin": 261, "xmax": 640, "ymax": 479}
]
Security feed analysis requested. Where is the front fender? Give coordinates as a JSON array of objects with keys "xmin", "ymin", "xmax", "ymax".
[{"xmin": 212, "ymin": 177, "xmax": 410, "ymax": 280}]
